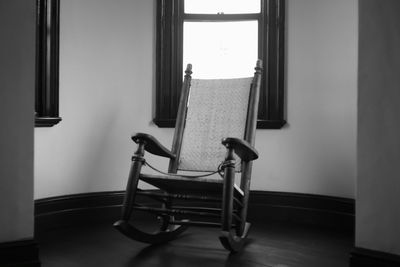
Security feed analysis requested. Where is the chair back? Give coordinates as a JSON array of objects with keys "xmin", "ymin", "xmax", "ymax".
[
  {"xmin": 179, "ymin": 78, "xmax": 252, "ymax": 171},
  {"xmin": 168, "ymin": 60, "xmax": 262, "ymax": 173}
]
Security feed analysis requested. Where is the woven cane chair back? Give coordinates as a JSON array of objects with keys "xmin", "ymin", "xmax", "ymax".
[{"xmin": 178, "ymin": 77, "xmax": 253, "ymax": 172}]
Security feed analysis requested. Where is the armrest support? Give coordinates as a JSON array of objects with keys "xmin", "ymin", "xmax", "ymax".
[
  {"xmin": 221, "ymin": 137, "xmax": 258, "ymax": 161},
  {"xmin": 131, "ymin": 133, "xmax": 176, "ymax": 159}
]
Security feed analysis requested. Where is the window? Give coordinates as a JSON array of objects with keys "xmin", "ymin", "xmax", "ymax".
[
  {"xmin": 35, "ymin": 0, "xmax": 61, "ymax": 127},
  {"xmin": 154, "ymin": 0, "xmax": 286, "ymax": 129}
]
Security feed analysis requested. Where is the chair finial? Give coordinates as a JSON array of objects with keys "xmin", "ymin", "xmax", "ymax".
[
  {"xmin": 255, "ymin": 59, "xmax": 263, "ymax": 73},
  {"xmin": 185, "ymin": 64, "xmax": 193, "ymax": 76}
]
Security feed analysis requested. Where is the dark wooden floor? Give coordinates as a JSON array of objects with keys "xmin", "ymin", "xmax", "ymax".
[{"xmin": 37, "ymin": 218, "xmax": 353, "ymax": 267}]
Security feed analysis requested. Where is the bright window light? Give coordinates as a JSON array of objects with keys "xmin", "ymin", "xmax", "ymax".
[
  {"xmin": 184, "ymin": 0, "xmax": 260, "ymax": 14},
  {"xmin": 183, "ymin": 21, "xmax": 258, "ymax": 79}
]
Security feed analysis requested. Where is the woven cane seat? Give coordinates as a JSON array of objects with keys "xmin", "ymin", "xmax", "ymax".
[{"xmin": 140, "ymin": 173, "xmax": 244, "ymax": 196}]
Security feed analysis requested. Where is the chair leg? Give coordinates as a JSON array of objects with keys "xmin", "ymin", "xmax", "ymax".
[
  {"xmin": 156, "ymin": 197, "xmax": 171, "ymax": 231},
  {"xmin": 238, "ymin": 161, "xmax": 252, "ymax": 235},
  {"xmin": 120, "ymin": 144, "xmax": 145, "ymax": 221},
  {"xmin": 114, "ymin": 143, "xmax": 188, "ymax": 244},
  {"xmin": 219, "ymin": 151, "xmax": 250, "ymax": 253},
  {"xmin": 221, "ymin": 158, "xmax": 235, "ymax": 233},
  {"xmin": 115, "ymin": 193, "xmax": 188, "ymax": 244}
]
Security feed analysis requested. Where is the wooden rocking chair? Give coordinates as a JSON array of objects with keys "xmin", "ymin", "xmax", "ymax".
[{"xmin": 114, "ymin": 60, "xmax": 262, "ymax": 252}]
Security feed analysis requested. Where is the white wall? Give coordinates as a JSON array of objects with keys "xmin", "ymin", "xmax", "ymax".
[
  {"xmin": 35, "ymin": 0, "xmax": 357, "ymax": 199},
  {"xmin": 356, "ymin": 0, "xmax": 400, "ymax": 256},
  {"xmin": 0, "ymin": 0, "xmax": 35, "ymax": 242},
  {"xmin": 256, "ymin": 0, "xmax": 357, "ymax": 197}
]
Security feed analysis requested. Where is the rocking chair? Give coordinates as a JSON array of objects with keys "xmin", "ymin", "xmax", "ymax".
[{"xmin": 114, "ymin": 60, "xmax": 262, "ymax": 252}]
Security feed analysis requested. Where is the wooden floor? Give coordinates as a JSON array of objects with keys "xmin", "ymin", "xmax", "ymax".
[
  {"xmin": 37, "ymin": 219, "xmax": 353, "ymax": 267},
  {"xmin": 37, "ymin": 218, "xmax": 353, "ymax": 267}
]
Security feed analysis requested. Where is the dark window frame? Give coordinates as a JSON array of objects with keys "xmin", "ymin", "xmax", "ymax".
[
  {"xmin": 35, "ymin": 0, "xmax": 61, "ymax": 127},
  {"xmin": 154, "ymin": 0, "xmax": 286, "ymax": 129}
]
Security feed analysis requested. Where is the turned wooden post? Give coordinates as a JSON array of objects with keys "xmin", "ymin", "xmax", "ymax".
[
  {"xmin": 221, "ymin": 146, "xmax": 236, "ymax": 232},
  {"xmin": 121, "ymin": 141, "xmax": 145, "ymax": 221},
  {"xmin": 239, "ymin": 59, "xmax": 263, "ymax": 233},
  {"xmin": 168, "ymin": 64, "xmax": 192, "ymax": 173}
]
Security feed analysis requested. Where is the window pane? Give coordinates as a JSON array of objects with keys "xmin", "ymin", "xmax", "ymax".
[
  {"xmin": 185, "ymin": 0, "xmax": 260, "ymax": 14},
  {"xmin": 183, "ymin": 21, "xmax": 258, "ymax": 79}
]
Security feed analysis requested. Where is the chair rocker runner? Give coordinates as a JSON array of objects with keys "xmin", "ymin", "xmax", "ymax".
[{"xmin": 114, "ymin": 60, "xmax": 263, "ymax": 252}]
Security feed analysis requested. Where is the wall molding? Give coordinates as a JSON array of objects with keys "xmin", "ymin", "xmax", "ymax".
[
  {"xmin": 350, "ymin": 247, "xmax": 400, "ymax": 267},
  {"xmin": 0, "ymin": 239, "xmax": 40, "ymax": 267},
  {"xmin": 35, "ymin": 190, "xmax": 354, "ymax": 234}
]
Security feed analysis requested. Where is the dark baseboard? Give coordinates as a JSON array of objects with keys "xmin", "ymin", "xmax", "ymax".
[
  {"xmin": 0, "ymin": 239, "xmax": 40, "ymax": 267},
  {"xmin": 35, "ymin": 191, "xmax": 123, "ymax": 234},
  {"xmin": 248, "ymin": 191, "xmax": 354, "ymax": 231},
  {"xmin": 350, "ymin": 247, "xmax": 400, "ymax": 267},
  {"xmin": 35, "ymin": 190, "xmax": 354, "ymax": 234}
]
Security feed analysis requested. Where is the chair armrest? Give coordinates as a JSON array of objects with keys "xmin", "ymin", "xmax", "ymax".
[
  {"xmin": 131, "ymin": 133, "xmax": 176, "ymax": 159},
  {"xmin": 221, "ymin": 137, "xmax": 258, "ymax": 161}
]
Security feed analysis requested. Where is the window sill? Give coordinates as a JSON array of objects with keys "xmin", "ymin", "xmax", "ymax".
[
  {"xmin": 35, "ymin": 117, "xmax": 62, "ymax": 127},
  {"xmin": 153, "ymin": 118, "xmax": 286, "ymax": 129},
  {"xmin": 256, "ymin": 119, "xmax": 287, "ymax": 129}
]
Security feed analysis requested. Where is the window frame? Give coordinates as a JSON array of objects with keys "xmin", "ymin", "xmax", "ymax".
[
  {"xmin": 35, "ymin": 0, "xmax": 61, "ymax": 127},
  {"xmin": 154, "ymin": 0, "xmax": 286, "ymax": 129}
]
